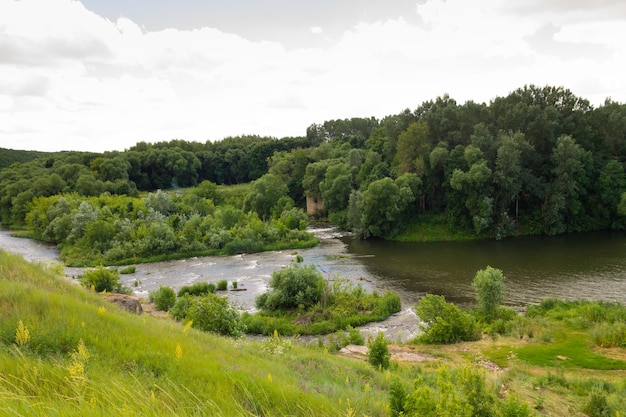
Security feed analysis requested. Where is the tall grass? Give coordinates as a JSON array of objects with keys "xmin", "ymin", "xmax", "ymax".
[{"xmin": 0, "ymin": 250, "xmax": 391, "ymax": 416}]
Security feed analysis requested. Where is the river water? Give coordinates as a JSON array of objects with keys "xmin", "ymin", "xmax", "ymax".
[
  {"xmin": 344, "ymin": 231, "xmax": 626, "ymax": 309},
  {"xmin": 2, "ymin": 229, "xmax": 626, "ymax": 313}
]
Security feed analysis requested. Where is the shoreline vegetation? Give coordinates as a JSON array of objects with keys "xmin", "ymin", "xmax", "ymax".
[
  {"xmin": 2, "ymin": 86, "xmax": 626, "ymax": 265},
  {"xmin": 2, "ymin": 250, "xmax": 626, "ymax": 416}
]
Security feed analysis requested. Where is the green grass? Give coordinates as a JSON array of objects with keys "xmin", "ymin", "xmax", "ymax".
[
  {"xmin": 391, "ymin": 214, "xmax": 479, "ymax": 242},
  {"xmin": 4, "ymin": 249, "xmax": 626, "ymax": 416},
  {"xmin": 516, "ymin": 331, "xmax": 626, "ymax": 370},
  {"xmin": 0, "ymin": 250, "xmax": 392, "ymax": 416}
]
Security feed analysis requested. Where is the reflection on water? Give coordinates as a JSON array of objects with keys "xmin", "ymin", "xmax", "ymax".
[{"xmin": 343, "ymin": 231, "xmax": 626, "ymax": 308}]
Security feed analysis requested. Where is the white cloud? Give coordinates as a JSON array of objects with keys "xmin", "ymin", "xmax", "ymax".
[{"xmin": 1, "ymin": 0, "xmax": 625, "ymax": 152}]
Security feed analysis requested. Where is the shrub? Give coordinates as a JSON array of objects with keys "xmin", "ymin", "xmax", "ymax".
[
  {"xmin": 79, "ymin": 266, "xmax": 128, "ymax": 293},
  {"xmin": 170, "ymin": 294, "xmax": 193, "ymax": 320},
  {"xmin": 368, "ymin": 332, "xmax": 390, "ymax": 370},
  {"xmin": 389, "ymin": 378, "xmax": 407, "ymax": 417},
  {"xmin": 224, "ymin": 238, "xmax": 264, "ymax": 255},
  {"xmin": 177, "ymin": 282, "xmax": 216, "ymax": 297},
  {"xmin": 119, "ymin": 265, "xmax": 136, "ymax": 274},
  {"xmin": 416, "ymin": 294, "xmax": 480, "ymax": 344},
  {"xmin": 148, "ymin": 286, "xmax": 176, "ymax": 311},
  {"xmin": 216, "ymin": 279, "xmax": 228, "ymax": 291},
  {"xmin": 255, "ymin": 264, "xmax": 324, "ymax": 311},
  {"xmin": 472, "ymin": 265, "xmax": 505, "ymax": 321},
  {"xmin": 186, "ymin": 294, "xmax": 246, "ymax": 337},
  {"xmin": 346, "ymin": 325, "xmax": 365, "ymax": 345},
  {"xmin": 583, "ymin": 392, "xmax": 613, "ymax": 417},
  {"xmin": 592, "ymin": 322, "xmax": 626, "ymax": 348}
]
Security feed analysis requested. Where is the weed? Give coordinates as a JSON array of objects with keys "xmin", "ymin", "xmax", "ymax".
[{"xmin": 14, "ymin": 320, "xmax": 30, "ymax": 347}]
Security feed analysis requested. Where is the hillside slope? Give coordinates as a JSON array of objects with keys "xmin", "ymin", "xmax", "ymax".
[{"xmin": 0, "ymin": 250, "xmax": 389, "ymax": 416}]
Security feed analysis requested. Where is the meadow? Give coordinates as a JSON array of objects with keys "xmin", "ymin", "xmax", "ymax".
[{"xmin": 2, "ymin": 250, "xmax": 626, "ymax": 416}]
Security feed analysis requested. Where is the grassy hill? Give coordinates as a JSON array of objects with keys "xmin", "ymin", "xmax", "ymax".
[
  {"xmin": 2, "ymin": 249, "xmax": 626, "ymax": 416},
  {"xmin": 0, "ymin": 250, "xmax": 391, "ymax": 416}
]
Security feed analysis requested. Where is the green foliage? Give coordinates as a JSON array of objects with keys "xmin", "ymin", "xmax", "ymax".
[
  {"xmin": 216, "ymin": 279, "xmax": 228, "ymax": 291},
  {"xmin": 246, "ymin": 276, "xmax": 401, "ymax": 336},
  {"xmin": 415, "ymin": 294, "xmax": 480, "ymax": 344},
  {"xmin": 148, "ymin": 285, "xmax": 176, "ymax": 311},
  {"xmin": 345, "ymin": 325, "xmax": 365, "ymax": 345},
  {"xmin": 0, "ymin": 251, "xmax": 397, "ymax": 417},
  {"xmin": 389, "ymin": 378, "xmax": 407, "ymax": 417},
  {"xmin": 472, "ymin": 265, "xmax": 505, "ymax": 321},
  {"xmin": 185, "ymin": 293, "xmax": 246, "ymax": 337},
  {"xmin": 177, "ymin": 282, "xmax": 216, "ymax": 297},
  {"xmin": 256, "ymin": 264, "xmax": 324, "ymax": 311},
  {"xmin": 591, "ymin": 322, "xmax": 626, "ymax": 348},
  {"xmin": 170, "ymin": 294, "xmax": 193, "ymax": 320},
  {"xmin": 367, "ymin": 332, "xmax": 390, "ymax": 369},
  {"xmin": 583, "ymin": 392, "xmax": 614, "ymax": 417},
  {"xmin": 78, "ymin": 266, "xmax": 128, "ymax": 294},
  {"xmin": 119, "ymin": 265, "xmax": 136, "ymax": 274}
]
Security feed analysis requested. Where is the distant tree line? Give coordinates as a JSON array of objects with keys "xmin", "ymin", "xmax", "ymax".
[{"xmin": 2, "ymin": 85, "xmax": 626, "ymax": 242}]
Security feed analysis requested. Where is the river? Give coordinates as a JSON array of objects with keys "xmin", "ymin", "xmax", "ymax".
[
  {"xmin": 344, "ymin": 230, "xmax": 626, "ymax": 309},
  {"xmin": 2, "ymin": 229, "xmax": 626, "ymax": 313}
]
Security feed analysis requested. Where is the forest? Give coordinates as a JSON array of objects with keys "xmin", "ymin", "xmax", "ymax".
[{"xmin": 2, "ymin": 85, "xmax": 626, "ymax": 264}]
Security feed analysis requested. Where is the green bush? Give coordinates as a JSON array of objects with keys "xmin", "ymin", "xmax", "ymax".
[
  {"xmin": 79, "ymin": 266, "xmax": 128, "ymax": 293},
  {"xmin": 177, "ymin": 282, "xmax": 216, "ymax": 297},
  {"xmin": 148, "ymin": 285, "xmax": 176, "ymax": 311},
  {"xmin": 389, "ymin": 378, "xmax": 407, "ymax": 417},
  {"xmin": 416, "ymin": 294, "xmax": 480, "ymax": 344},
  {"xmin": 345, "ymin": 325, "xmax": 365, "ymax": 345},
  {"xmin": 368, "ymin": 332, "xmax": 390, "ymax": 370},
  {"xmin": 119, "ymin": 265, "xmax": 136, "ymax": 274},
  {"xmin": 170, "ymin": 294, "xmax": 193, "ymax": 320},
  {"xmin": 186, "ymin": 294, "xmax": 246, "ymax": 337},
  {"xmin": 224, "ymin": 238, "xmax": 264, "ymax": 255},
  {"xmin": 255, "ymin": 264, "xmax": 324, "ymax": 311},
  {"xmin": 216, "ymin": 279, "xmax": 228, "ymax": 291},
  {"xmin": 583, "ymin": 392, "xmax": 613, "ymax": 417},
  {"xmin": 472, "ymin": 265, "xmax": 505, "ymax": 321}
]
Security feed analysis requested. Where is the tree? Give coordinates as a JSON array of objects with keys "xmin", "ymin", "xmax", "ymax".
[
  {"xmin": 319, "ymin": 163, "xmax": 353, "ymax": 214},
  {"xmin": 472, "ymin": 266, "xmax": 505, "ymax": 320},
  {"xmin": 396, "ymin": 121, "xmax": 431, "ymax": 176},
  {"xmin": 368, "ymin": 332, "xmax": 390, "ymax": 369},
  {"xmin": 144, "ymin": 189, "xmax": 174, "ymax": 215},
  {"xmin": 542, "ymin": 135, "xmax": 586, "ymax": 235},
  {"xmin": 449, "ymin": 148, "xmax": 494, "ymax": 234},
  {"xmin": 242, "ymin": 174, "xmax": 289, "ymax": 220},
  {"xmin": 360, "ymin": 177, "xmax": 414, "ymax": 238}
]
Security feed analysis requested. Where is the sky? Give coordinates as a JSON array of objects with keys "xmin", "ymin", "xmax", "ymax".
[{"xmin": 1, "ymin": 0, "xmax": 626, "ymax": 152}]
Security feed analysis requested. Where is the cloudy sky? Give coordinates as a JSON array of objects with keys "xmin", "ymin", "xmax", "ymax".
[{"xmin": 1, "ymin": 0, "xmax": 625, "ymax": 152}]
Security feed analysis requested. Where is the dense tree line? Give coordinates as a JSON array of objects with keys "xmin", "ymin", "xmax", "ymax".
[
  {"xmin": 2, "ymin": 85, "xmax": 626, "ymax": 242},
  {"xmin": 296, "ymin": 85, "xmax": 626, "ymax": 239},
  {"xmin": 0, "ymin": 135, "xmax": 314, "ymax": 227}
]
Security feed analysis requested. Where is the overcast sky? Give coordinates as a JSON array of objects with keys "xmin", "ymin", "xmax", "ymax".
[{"xmin": 1, "ymin": 0, "xmax": 626, "ymax": 152}]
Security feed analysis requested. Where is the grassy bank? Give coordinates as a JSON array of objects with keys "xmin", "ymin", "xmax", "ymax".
[
  {"xmin": 2, "ymin": 250, "xmax": 626, "ymax": 416},
  {"xmin": 391, "ymin": 214, "xmax": 482, "ymax": 242},
  {"xmin": 0, "ymin": 250, "xmax": 390, "ymax": 416}
]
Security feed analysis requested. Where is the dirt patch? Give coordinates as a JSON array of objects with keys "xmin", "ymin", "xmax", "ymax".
[{"xmin": 338, "ymin": 344, "xmax": 440, "ymax": 363}]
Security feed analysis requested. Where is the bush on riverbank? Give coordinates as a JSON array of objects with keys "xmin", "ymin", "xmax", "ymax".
[
  {"xmin": 244, "ymin": 265, "xmax": 401, "ymax": 335},
  {"xmin": 78, "ymin": 266, "xmax": 130, "ymax": 294}
]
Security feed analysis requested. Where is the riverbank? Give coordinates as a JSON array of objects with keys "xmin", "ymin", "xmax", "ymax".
[{"xmin": 0, "ymin": 228, "xmax": 422, "ymax": 342}]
